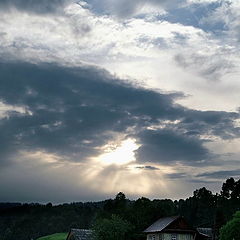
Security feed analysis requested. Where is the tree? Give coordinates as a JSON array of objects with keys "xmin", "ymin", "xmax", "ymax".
[
  {"xmin": 231, "ymin": 179, "xmax": 240, "ymax": 199},
  {"xmin": 221, "ymin": 178, "xmax": 235, "ymax": 199},
  {"xmin": 93, "ymin": 215, "xmax": 132, "ymax": 240},
  {"xmin": 192, "ymin": 187, "xmax": 215, "ymax": 226},
  {"xmin": 114, "ymin": 192, "xmax": 127, "ymax": 210},
  {"xmin": 220, "ymin": 211, "xmax": 240, "ymax": 240},
  {"xmin": 193, "ymin": 187, "xmax": 213, "ymax": 201},
  {"xmin": 115, "ymin": 192, "xmax": 126, "ymax": 202},
  {"xmin": 221, "ymin": 178, "xmax": 240, "ymax": 199}
]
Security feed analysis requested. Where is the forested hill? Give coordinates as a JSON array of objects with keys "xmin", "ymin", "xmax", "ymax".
[
  {"xmin": 0, "ymin": 203, "xmax": 21, "ymax": 211},
  {"xmin": 1, "ymin": 178, "xmax": 240, "ymax": 240}
]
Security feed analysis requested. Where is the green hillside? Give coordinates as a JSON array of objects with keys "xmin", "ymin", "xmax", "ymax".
[{"xmin": 37, "ymin": 233, "xmax": 68, "ymax": 240}]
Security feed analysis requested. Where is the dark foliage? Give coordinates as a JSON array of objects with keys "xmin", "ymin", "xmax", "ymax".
[
  {"xmin": 0, "ymin": 178, "xmax": 240, "ymax": 240},
  {"xmin": 93, "ymin": 215, "xmax": 133, "ymax": 240},
  {"xmin": 220, "ymin": 211, "xmax": 240, "ymax": 240}
]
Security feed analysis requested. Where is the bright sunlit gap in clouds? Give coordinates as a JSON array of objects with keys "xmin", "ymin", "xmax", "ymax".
[{"xmin": 97, "ymin": 138, "xmax": 139, "ymax": 165}]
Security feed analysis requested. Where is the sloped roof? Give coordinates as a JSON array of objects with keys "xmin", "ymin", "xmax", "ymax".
[
  {"xmin": 67, "ymin": 229, "xmax": 93, "ymax": 240},
  {"xmin": 197, "ymin": 228, "xmax": 213, "ymax": 238},
  {"xmin": 144, "ymin": 216, "xmax": 180, "ymax": 233}
]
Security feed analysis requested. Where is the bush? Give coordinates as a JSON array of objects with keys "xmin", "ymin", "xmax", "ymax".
[
  {"xmin": 220, "ymin": 211, "xmax": 240, "ymax": 240},
  {"xmin": 93, "ymin": 215, "xmax": 132, "ymax": 240}
]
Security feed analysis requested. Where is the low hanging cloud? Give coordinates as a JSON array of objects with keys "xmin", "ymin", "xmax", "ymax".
[{"xmin": 0, "ymin": 61, "xmax": 239, "ymax": 168}]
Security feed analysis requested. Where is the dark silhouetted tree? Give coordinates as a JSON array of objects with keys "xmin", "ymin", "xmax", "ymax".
[{"xmin": 221, "ymin": 178, "xmax": 235, "ymax": 199}]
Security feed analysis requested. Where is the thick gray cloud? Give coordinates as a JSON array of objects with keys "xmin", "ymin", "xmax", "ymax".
[
  {"xmin": 179, "ymin": 109, "xmax": 240, "ymax": 139},
  {"xmin": 0, "ymin": 0, "xmax": 71, "ymax": 14},
  {"xmin": 135, "ymin": 129, "xmax": 211, "ymax": 165},
  {"xmin": 0, "ymin": 61, "xmax": 179, "ymax": 164},
  {"xmin": 0, "ymin": 61, "xmax": 239, "ymax": 167}
]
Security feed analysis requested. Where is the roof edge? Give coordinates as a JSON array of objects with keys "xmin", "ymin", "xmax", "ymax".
[{"xmin": 143, "ymin": 216, "xmax": 181, "ymax": 233}]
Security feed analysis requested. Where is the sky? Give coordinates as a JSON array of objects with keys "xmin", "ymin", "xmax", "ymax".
[{"xmin": 0, "ymin": 0, "xmax": 240, "ymax": 203}]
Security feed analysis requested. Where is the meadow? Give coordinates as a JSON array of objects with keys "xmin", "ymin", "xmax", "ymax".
[{"xmin": 37, "ymin": 233, "xmax": 68, "ymax": 240}]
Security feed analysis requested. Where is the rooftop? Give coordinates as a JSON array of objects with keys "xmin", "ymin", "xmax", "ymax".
[
  {"xmin": 144, "ymin": 216, "xmax": 180, "ymax": 233},
  {"xmin": 67, "ymin": 229, "xmax": 93, "ymax": 240}
]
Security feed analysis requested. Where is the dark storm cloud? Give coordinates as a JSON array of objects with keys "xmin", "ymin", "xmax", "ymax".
[
  {"xmin": 0, "ymin": 61, "xmax": 239, "ymax": 167},
  {"xmin": 196, "ymin": 169, "xmax": 240, "ymax": 179},
  {"xmin": 180, "ymin": 109, "xmax": 240, "ymax": 139},
  {"xmin": 0, "ymin": 0, "xmax": 71, "ymax": 14},
  {"xmin": 0, "ymin": 61, "xmax": 179, "ymax": 164},
  {"xmin": 135, "ymin": 129, "xmax": 211, "ymax": 165}
]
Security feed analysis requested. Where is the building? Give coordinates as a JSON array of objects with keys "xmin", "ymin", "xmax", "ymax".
[
  {"xmin": 144, "ymin": 216, "xmax": 211, "ymax": 240},
  {"xmin": 197, "ymin": 228, "xmax": 212, "ymax": 239},
  {"xmin": 66, "ymin": 229, "xmax": 93, "ymax": 240}
]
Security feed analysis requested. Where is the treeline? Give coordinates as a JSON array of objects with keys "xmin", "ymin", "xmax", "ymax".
[{"xmin": 0, "ymin": 178, "xmax": 240, "ymax": 240}]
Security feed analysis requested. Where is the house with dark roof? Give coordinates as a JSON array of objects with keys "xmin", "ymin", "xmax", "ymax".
[
  {"xmin": 144, "ymin": 216, "xmax": 211, "ymax": 240},
  {"xmin": 66, "ymin": 229, "xmax": 93, "ymax": 240}
]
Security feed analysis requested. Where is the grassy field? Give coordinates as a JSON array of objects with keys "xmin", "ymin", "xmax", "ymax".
[{"xmin": 37, "ymin": 233, "xmax": 68, "ymax": 240}]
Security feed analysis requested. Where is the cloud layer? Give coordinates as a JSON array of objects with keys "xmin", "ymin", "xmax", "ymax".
[
  {"xmin": 0, "ymin": 61, "xmax": 239, "ymax": 166},
  {"xmin": 0, "ymin": 60, "xmax": 239, "ymax": 201},
  {"xmin": 0, "ymin": 0, "xmax": 240, "ymax": 202},
  {"xmin": 0, "ymin": 0, "xmax": 72, "ymax": 14}
]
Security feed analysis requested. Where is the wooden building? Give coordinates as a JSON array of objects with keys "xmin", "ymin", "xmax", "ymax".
[
  {"xmin": 144, "ymin": 216, "xmax": 211, "ymax": 240},
  {"xmin": 66, "ymin": 229, "xmax": 93, "ymax": 240},
  {"xmin": 196, "ymin": 228, "xmax": 212, "ymax": 239}
]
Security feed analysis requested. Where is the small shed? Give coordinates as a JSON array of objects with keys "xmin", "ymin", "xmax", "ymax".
[{"xmin": 66, "ymin": 229, "xmax": 93, "ymax": 240}]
